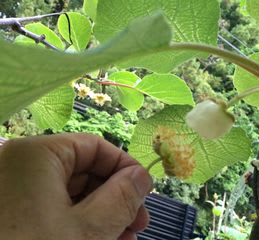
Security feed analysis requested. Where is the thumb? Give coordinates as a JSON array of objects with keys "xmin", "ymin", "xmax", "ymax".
[{"xmin": 73, "ymin": 165, "xmax": 152, "ymax": 240}]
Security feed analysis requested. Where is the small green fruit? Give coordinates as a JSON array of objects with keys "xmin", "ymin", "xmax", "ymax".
[{"xmin": 212, "ymin": 206, "xmax": 223, "ymax": 216}]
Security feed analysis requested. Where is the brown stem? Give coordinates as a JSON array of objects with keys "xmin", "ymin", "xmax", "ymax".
[
  {"xmin": 12, "ymin": 21, "xmax": 59, "ymax": 51},
  {"xmin": 95, "ymin": 79, "xmax": 146, "ymax": 95},
  {"xmin": 0, "ymin": 13, "xmax": 63, "ymax": 26},
  {"xmin": 0, "ymin": 13, "xmax": 65, "ymax": 51}
]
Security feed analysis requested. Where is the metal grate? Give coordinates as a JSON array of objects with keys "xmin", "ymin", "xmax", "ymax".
[
  {"xmin": 73, "ymin": 101, "xmax": 88, "ymax": 115},
  {"xmin": 138, "ymin": 193, "xmax": 197, "ymax": 240}
]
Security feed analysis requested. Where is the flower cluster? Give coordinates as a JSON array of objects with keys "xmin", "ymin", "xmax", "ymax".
[
  {"xmin": 153, "ymin": 126, "xmax": 195, "ymax": 179},
  {"xmin": 73, "ymin": 83, "xmax": 112, "ymax": 106},
  {"xmin": 92, "ymin": 93, "xmax": 112, "ymax": 106}
]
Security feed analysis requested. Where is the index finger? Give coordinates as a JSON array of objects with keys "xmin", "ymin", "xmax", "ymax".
[{"xmin": 30, "ymin": 133, "xmax": 140, "ymax": 180}]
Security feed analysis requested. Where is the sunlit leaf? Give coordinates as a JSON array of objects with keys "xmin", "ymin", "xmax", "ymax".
[
  {"xmin": 58, "ymin": 12, "xmax": 92, "ymax": 51},
  {"xmin": 109, "ymin": 71, "xmax": 144, "ymax": 111},
  {"xmin": 129, "ymin": 105, "xmax": 251, "ymax": 183},
  {"xmin": 0, "ymin": 13, "xmax": 172, "ymax": 123},
  {"xmin": 1, "ymin": 12, "xmax": 258, "ymax": 124},
  {"xmin": 137, "ymin": 74, "xmax": 194, "ymax": 105},
  {"xmin": 109, "ymin": 72, "xmax": 194, "ymax": 111},
  {"xmin": 83, "ymin": 0, "xmax": 98, "ymax": 21},
  {"xmin": 94, "ymin": 0, "xmax": 219, "ymax": 72},
  {"xmin": 234, "ymin": 53, "xmax": 259, "ymax": 107},
  {"xmin": 15, "ymin": 22, "xmax": 65, "ymax": 49},
  {"xmin": 29, "ymin": 85, "xmax": 74, "ymax": 130}
]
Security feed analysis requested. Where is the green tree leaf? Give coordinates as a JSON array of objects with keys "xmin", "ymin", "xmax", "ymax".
[
  {"xmin": 15, "ymin": 22, "xmax": 65, "ymax": 50},
  {"xmin": 0, "ymin": 12, "xmax": 172, "ymax": 123},
  {"xmin": 109, "ymin": 71, "xmax": 144, "ymax": 111},
  {"xmin": 234, "ymin": 53, "xmax": 259, "ymax": 107},
  {"xmin": 109, "ymin": 72, "xmax": 194, "ymax": 111},
  {"xmin": 83, "ymin": 0, "xmax": 98, "ymax": 21},
  {"xmin": 94, "ymin": 0, "xmax": 219, "ymax": 72},
  {"xmin": 58, "ymin": 12, "xmax": 92, "ymax": 51},
  {"xmin": 247, "ymin": 0, "xmax": 259, "ymax": 21},
  {"xmin": 137, "ymin": 74, "xmax": 194, "ymax": 105},
  {"xmin": 128, "ymin": 105, "xmax": 251, "ymax": 184},
  {"xmin": 29, "ymin": 85, "xmax": 75, "ymax": 130}
]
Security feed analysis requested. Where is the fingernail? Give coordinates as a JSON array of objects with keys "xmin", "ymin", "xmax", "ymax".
[{"xmin": 132, "ymin": 167, "xmax": 153, "ymax": 198}]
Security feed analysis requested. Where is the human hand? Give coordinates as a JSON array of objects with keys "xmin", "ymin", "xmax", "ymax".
[{"xmin": 0, "ymin": 133, "xmax": 152, "ymax": 240}]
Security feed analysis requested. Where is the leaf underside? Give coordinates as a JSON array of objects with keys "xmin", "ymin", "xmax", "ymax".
[
  {"xmin": 234, "ymin": 53, "xmax": 259, "ymax": 107},
  {"xmin": 128, "ymin": 105, "xmax": 251, "ymax": 184},
  {"xmin": 94, "ymin": 0, "xmax": 220, "ymax": 72},
  {"xmin": 0, "ymin": 12, "xmax": 172, "ymax": 123},
  {"xmin": 29, "ymin": 85, "xmax": 75, "ymax": 130}
]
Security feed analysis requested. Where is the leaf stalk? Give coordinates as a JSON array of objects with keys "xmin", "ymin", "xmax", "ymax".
[
  {"xmin": 227, "ymin": 85, "xmax": 259, "ymax": 108},
  {"xmin": 159, "ymin": 43, "xmax": 259, "ymax": 78},
  {"xmin": 146, "ymin": 158, "xmax": 162, "ymax": 172}
]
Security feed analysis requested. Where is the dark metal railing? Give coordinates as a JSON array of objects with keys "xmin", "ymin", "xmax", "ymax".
[{"xmin": 138, "ymin": 193, "xmax": 199, "ymax": 240}]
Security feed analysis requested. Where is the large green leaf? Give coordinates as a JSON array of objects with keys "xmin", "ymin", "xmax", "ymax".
[
  {"xmin": 109, "ymin": 71, "xmax": 144, "ymax": 111},
  {"xmin": 234, "ymin": 53, "xmax": 259, "ymax": 107},
  {"xmin": 128, "ymin": 105, "xmax": 251, "ymax": 184},
  {"xmin": 109, "ymin": 72, "xmax": 194, "ymax": 111},
  {"xmin": 137, "ymin": 74, "xmax": 194, "ymax": 105},
  {"xmin": 0, "ymin": 13, "xmax": 172, "ymax": 123},
  {"xmin": 58, "ymin": 12, "xmax": 92, "ymax": 51},
  {"xmin": 83, "ymin": 0, "xmax": 98, "ymax": 21},
  {"xmin": 2, "ymin": 12, "xmax": 259, "ymax": 125},
  {"xmin": 15, "ymin": 22, "xmax": 65, "ymax": 50},
  {"xmin": 94, "ymin": 0, "xmax": 220, "ymax": 72},
  {"xmin": 29, "ymin": 85, "xmax": 75, "ymax": 130},
  {"xmin": 247, "ymin": 0, "xmax": 259, "ymax": 21}
]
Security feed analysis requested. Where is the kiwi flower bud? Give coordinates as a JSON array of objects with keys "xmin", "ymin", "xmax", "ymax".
[{"xmin": 186, "ymin": 99, "xmax": 235, "ymax": 140}]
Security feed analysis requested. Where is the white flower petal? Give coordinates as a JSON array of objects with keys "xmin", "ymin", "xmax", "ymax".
[{"xmin": 186, "ymin": 99, "xmax": 234, "ymax": 139}]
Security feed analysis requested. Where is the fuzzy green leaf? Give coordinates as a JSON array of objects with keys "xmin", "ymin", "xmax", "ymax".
[
  {"xmin": 15, "ymin": 22, "xmax": 65, "ymax": 49},
  {"xmin": 58, "ymin": 12, "xmax": 92, "ymax": 51},
  {"xmin": 137, "ymin": 74, "xmax": 194, "ymax": 106},
  {"xmin": 128, "ymin": 105, "xmax": 251, "ymax": 184},
  {"xmin": 83, "ymin": 0, "xmax": 98, "ymax": 21},
  {"xmin": 234, "ymin": 53, "xmax": 259, "ymax": 107},
  {"xmin": 109, "ymin": 71, "xmax": 144, "ymax": 111},
  {"xmin": 94, "ymin": 0, "xmax": 219, "ymax": 72},
  {"xmin": 109, "ymin": 72, "xmax": 194, "ymax": 111},
  {"xmin": 29, "ymin": 85, "xmax": 75, "ymax": 130},
  {"xmin": 0, "ymin": 12, "xmax": 172, "ymax": 123}
]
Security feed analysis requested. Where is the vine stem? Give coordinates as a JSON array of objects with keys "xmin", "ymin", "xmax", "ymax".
[
  {"xmin": 83, "ymin": 43, "xmax": 259, "ymax": 80},
  {"xmin": 2, "ymin": 15, "xmax": 259, "ymax": 78},
  {"xmin": 0, "ymin": 13, "xmax": 63, "ymax": 25},
  {"xmin": 97, "ymin": 80, "xmax": 135, "ymax": 89},
  {"xmin": 159, "ymin": 43, "xmax": 259, "ymax": 78},
  {"xmin": 97, "ymin": 81, "xmax": 145, "ymax": 94},
  {"xmin": 146, "ymin": 158, "xmax": 162, "ymax": 172},
  {"xmin": 13, "ymin": 22, "xmax": 59, "ymax": 51},
  {"xmin": 0, "ymin": 13, "xmax": 65, "ymax": 51},
  {"xmin": 227, "ymin": 85, "xmax": 259, "ymax": 108},
  {"xmin": 83, "ymin": 74, "xmax": 147, "ymax": 95}
]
